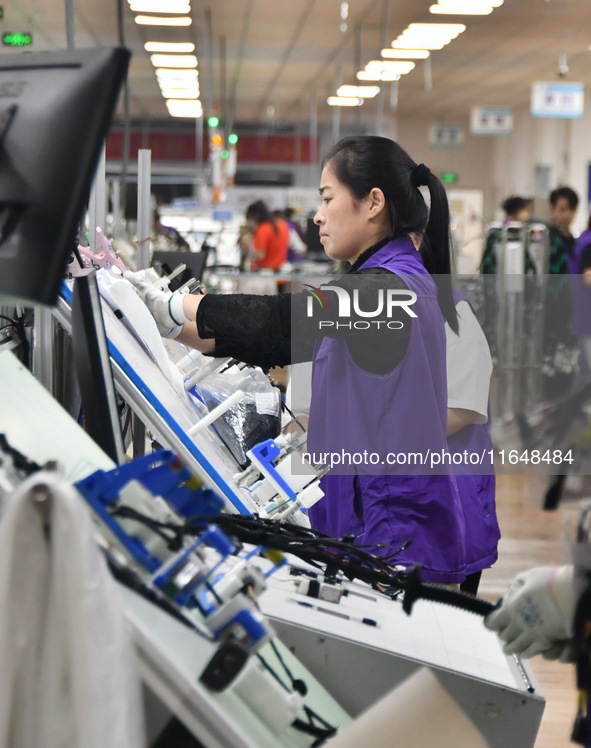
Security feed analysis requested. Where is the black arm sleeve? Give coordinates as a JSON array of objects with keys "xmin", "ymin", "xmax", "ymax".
[
  {"xmin": 197, "ymin": 292, "xmax": 292, "ymax": 370},
  {"xmin": 196, "ymin": 268, "xmax": 411, "ymax": 374}
]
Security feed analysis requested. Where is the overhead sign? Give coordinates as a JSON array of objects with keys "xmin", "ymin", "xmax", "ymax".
[
  {"xmin": 470, "ymin": 106, "xmax": 513, "ymax": 135},
  {"xmin": 531, "ymin": 81, "xmax": 584, "ymax": 119},
  {"xmin": 428, "ymin": 124, "xmax": 464, "ymax": 149}
]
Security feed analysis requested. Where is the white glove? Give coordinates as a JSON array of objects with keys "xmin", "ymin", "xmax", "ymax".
[
  {"xmin": 484, "ymin": 565, "xmax": 575, "ymax": 659},
  {"xmin": 124, "ymin": 269, "xmax": 190, "ymax": 339}
]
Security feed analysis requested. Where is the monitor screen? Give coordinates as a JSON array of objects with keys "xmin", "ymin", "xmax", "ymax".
[
  {"xmin": 71, "ymin": 269, "xmax": 126, "ymax": 465},
  {"xmin": 306, "ymin": 217, "xmax": 330, "ymax": 259},
  {"xmin": 0, "ymin": 47, "xmax": 130, "ymax": 306},
  {"xmin": 152, "ymin": 249, "xmax": 209, "ymax": 289}
]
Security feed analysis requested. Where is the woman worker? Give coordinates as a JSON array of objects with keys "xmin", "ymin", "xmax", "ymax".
[{"xmin": 126, "ymin": 136, "xmax": 468, "ymax": 585}]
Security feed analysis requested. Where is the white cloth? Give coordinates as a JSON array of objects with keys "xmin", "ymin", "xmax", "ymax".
[
  {"xmin": 0, "ymin": 470, "xmax": 145, "ymax": 748},
  {"xmin": 445, "ymin": 299, "xmax": 492, "ymax": 422},
  {"xmin": 286, "ymin": 361, "xmax": 313, "ymax": 420}
]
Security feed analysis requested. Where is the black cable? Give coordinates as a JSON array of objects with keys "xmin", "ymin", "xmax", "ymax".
[
  {"xmin": 291, "ymin": 717, "xmax": 337, "ymax": 744},
  {"xmin": 112, "ymin": 507, "xmax": 405, "ymax": 591},
  {"xmin": 112, "ymin": 504, "xmax": 180, "ymax": 548},
  {"xmin": 110, "ymin": 505, "xmax": 501, "ymax": 619},
  {"xmin": 266, "ymin": 639, "xmax": 337, "ymax": 737},
  {"xmin": 0, "ymin": 434, "xmax": 40, "ymax": 475}
]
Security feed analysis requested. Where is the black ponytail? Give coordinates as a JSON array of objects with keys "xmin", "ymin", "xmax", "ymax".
[{"xmin": 418, "ymin": 171, "xmax": 458, "ymax": 334}]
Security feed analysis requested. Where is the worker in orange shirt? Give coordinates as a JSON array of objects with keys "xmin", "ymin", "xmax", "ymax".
[{"xmin": 245, "ymin": 200, "xmax": 289, "ymax": 271}]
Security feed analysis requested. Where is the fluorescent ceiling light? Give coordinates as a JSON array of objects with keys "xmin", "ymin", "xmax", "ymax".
[
  {"xmin": 357, "ymin": 71, "xmax": 401, "ymax": 82},
  {"xmin": 327, "ymin": 96, "xmax": 364, "ymax": 107},
  {"xmin": 155, "ymin": 71, "xmax": 198, "ymax": 86},
  {"xmin": 381, "ymin": 48, "xmax": 430, "ymax": 59},
  {"xmin": 392, "ymin": 22, "xmax": 466, "ymax": 49},
  {"xmin": 160, "ymin": 88, "xmax": 200, "ymax": 99},
  {"xmin": 145, "ymin": 41, "xmax": 195, "ymax": 53},
  {"xmin": 129, "ymin": 0, "xmax": 190, "ymax": 12},
  {"xmin": 337, "ymin": 84, "xmax": 380, "ymax": 98},
  {"xmin": 155, "ymin": 67, "xmax": 198, "ymax": 77},
  {"xmin": 430, "ymin": 3, "xmax": 493, "ymax": 14},
  {"xmin": 150, "ymin": 54, "xmax": 197, "ymax": 68},
  {"xmin": 166, "ymin": 99, "xmax": 203, "ymax": 118},
  {"xmin": 135, "ymin": 15, "xmax": 191, "ymax": 26},
  {"xmin": 364, "ymin": 60, "xmax": 416, "ymax": 75},
  {"xmin": 438, "ymin": 0, "xmax": 502, "ymax": 5}
]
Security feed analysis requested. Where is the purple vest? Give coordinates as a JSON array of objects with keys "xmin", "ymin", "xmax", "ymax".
[
  {"xmin": 567, "ymin": 229, "xmax": 591, "ymax": 337},
  {"xmin": 307, "ymin": 238, "xmax": 466, "ymax": 583},
  {"xmin": 447, "ymin": 291, "xmax": 500, "ymax": 575}
]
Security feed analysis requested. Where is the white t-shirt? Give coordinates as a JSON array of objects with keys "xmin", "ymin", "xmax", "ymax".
[{"xmin": 445, "ymin": 299, "xmax": 492, "ymax": 423}]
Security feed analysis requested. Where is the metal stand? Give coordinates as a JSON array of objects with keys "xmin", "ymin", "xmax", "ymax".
[{"xmin": 494, "ymin": 222, "xmax": 549, "ymax": 418}]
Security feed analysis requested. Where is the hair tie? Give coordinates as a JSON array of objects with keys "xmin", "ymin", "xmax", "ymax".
[{"xmin": 411, "ymin": 163, "xmax": 431, "ymax": 188}]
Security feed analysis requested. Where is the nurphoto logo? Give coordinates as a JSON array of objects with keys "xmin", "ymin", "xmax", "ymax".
[{"xmin": 304, "ymin": 283, "xmax": 417, "ymax": 331}]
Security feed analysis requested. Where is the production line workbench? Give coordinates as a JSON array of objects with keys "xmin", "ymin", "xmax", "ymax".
[{"xmin": 0, "ymin": 266, "xmax": 546, "ymax": 746}]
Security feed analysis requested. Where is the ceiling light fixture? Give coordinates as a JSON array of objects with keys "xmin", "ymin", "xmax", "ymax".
[
  {"xmin": 391, "ymin": 22, "xmax": 466, "ymax": 50},
  {"xmin": 155, "ymin": 67, "xmax": 198, "ymax": 77},
  {"xmin": 157, "ymin": 76, "xmax": 198, "ymax": 90},
  {"xmin": 145, "ymin": 41, "xmax": 195, "ymax": 53},
  {"xmin": 129, "ymin": 0, "xmax": 190, "ymax": 12},
  {"xmin": 150, "ymin": 54, "xmax": 197, "ymax": 68},
  {"xmin": 430, "ymin": 3, "xmax": 494, "ymax": 15},
  {"xmin": 337, "ymin": 84, "xmax": 380, "ymax": 98},
  {"xmin": 160, "ymin": 88, "xmax": 200, "ymax": 99},
  {"xmin": 364, "ymin": 60, "xmax": 416, "ymax": 74},
  {"xmin": 155, "ymin": 72, "xmax": 199, "ymax": 88},
  {"xmin": 438, "ymin": 0, "xmax": 501, "ymax": 5},
  {"xmin": 381, "ymin": 48, "xmax": 430, "ymax": 59},
  {"xmin": 340, "ymin": 1, "xmax": 348, "ymax": 33},
  {"xmin": 327, "ymin": 96, "xmax": 364, "ymax": 107},
  {"xmin": 166, "ymin": 99, "xmax": 203, "ymax": 118},
  {"xmin": 357, "ymin": 71, "xmax": 401, "ymax": 82},
  {"xmin": 135, "ymin": 15, "xmax": 192, "ymax": 26}
]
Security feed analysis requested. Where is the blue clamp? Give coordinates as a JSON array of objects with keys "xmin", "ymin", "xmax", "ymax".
[
  {"xmin": 152, "ymin": 525, "xmax": 236, "ymax": 607},
  {"xmin": 75, "ymin": 451, "xmax": 225, "ymax": 573},
  {"xmin": 248, "ymin": 439, "xmax": 296, "ymax": 502},
  {"xmin": 211, "ymin": 608, "xmax": 268, "ymax": 649}
]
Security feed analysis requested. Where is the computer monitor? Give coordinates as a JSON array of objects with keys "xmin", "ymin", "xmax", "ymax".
[
  {"xmin": 306, "ymin": 217, "xmax": 330, "ymax": 260},
  {"xmin": 0, "ymin": 47, "xmax": 130, "ymax": 306},
  {"xmin": 71, "ymin": 269, "xmax": 126, "ymax": 465},
  {"xmin": 152, "ymin": 249, "xmax": 209, "ymax": 290}
]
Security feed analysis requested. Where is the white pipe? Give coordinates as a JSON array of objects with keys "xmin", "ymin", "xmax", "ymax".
[{"xmin": 188, "ymin": 389, "xmax": 245, "ymax": 436}]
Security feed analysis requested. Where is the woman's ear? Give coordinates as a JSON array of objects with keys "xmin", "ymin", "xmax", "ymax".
[{"xmin": 367, "ymin": 187, "xmax": 387, "ymax": 217}]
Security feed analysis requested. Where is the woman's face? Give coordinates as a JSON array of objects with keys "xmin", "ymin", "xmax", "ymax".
[{"xmin": 314, "ymin": 164, "xmax": 381, "ymax": 263}]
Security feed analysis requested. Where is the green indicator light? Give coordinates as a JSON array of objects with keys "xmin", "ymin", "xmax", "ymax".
[
  {"xmin": 207, "ymin": 115, "xmax": 220, "ymax": 128},
  {"xmin": 228, "ymin": 133, "xmax": 238, "ymax": 145},
  {"xmin": 221, "ymin": 149, "xmax": 229, "ymax": 159},
  {"xmin": 3, "ymin": 32, "xmax": 33, "ymax": 47},
  {"xmin": 440, "ymin": 171, "xmax": 458, "ymax": 185}
]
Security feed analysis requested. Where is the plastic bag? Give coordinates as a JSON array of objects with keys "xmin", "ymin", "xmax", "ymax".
[{"xmin": 190, "ymin": 365, "xmax": 282, "ymax": 468}]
